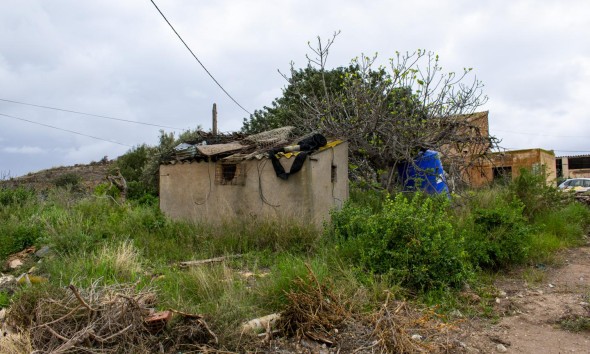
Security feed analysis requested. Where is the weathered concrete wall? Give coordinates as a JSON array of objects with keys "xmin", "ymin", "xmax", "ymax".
[
  {"xmin": 159, "ymin": 142, "xmax": 348, "ymax": 228},
  {"xmin": 570, "ymin": 169, "xmax": 590, "ymax": 178}
]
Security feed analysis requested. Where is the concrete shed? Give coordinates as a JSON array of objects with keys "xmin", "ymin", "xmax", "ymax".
[{"xmin": 159, "ymin": 130, "xmax": 348, "ymax": 228}]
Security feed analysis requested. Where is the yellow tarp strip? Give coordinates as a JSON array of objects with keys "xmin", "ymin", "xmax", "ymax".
[{"xmin": 276, "ymin": 139, "xmax": 344, "ymax": 159}]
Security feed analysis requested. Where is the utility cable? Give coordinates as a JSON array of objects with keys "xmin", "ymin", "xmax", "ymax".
[
  {"xmin": 500, "ymin": 146, "xmax": 590, "ymax": 154},
  {"xmin": 148, "ymin": 0, "xmax": 252, "ymax": 116},
  {"xmin": 0, "ymin": 112, "xmax": 132, "ymax": 147},
  {"xmin": 0, "ymin": 98, "xmax": 183, "ymax": 130},
  {"xmin": 492, "ymin": 128, "xmax": 586, "ymax": 139}
]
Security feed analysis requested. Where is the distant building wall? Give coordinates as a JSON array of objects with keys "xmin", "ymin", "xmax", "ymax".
[
  {"xmin": 159, "ymin": 142, "xmax": 348, "ymax": 228},
  {"xmin": 465, "ymin": 148, "xmax": 556, "ymax": 187},
  {"xmin": 557, "ymin": 155, "xmax": 590, "ymax": 179}
]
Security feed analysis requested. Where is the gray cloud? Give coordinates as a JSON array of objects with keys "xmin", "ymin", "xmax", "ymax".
[{"xmin": 1, "ymin": 0, "xmax": 589, "ymax": 177}]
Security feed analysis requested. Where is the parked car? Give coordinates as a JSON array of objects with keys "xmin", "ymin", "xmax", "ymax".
[{"xmin": 558, "ymin": 178, "xmax": 590, "ymax": 193}]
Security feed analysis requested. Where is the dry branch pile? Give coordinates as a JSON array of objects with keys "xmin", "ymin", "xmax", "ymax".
[
  {"xmin": 278, "ymin": 266, "xmax": 351, "ymax": 346},
  {"xmin": 268, "ymin": 267, "xmax": 461, "ymax": 353},
  {"xmin": 368, "ymin": 293, "xmax": 461, "ymax": 353},
  {"xmin": 5, "ymin": 282, "xmax": 218, "ymax": 353}
]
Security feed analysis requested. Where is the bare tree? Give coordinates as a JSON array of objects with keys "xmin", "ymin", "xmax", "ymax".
[{"xmin": 279, "ymin": 33, "xmax": 497, "ymax": 190}]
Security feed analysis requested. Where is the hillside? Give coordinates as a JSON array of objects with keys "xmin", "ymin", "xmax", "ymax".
[{"xmin": 0, "ymin": 160, "xmax": 114, "ymax": 192}]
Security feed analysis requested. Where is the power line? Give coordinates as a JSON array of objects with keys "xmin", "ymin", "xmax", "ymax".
[
  {"xmin": 500, "ymin": 146, "xmax": 590, "ymax": 154},
  {"xmin": 148, "ymin": 0, "xmax": 252, "ymax": 116},
  {"xmin": 493, "ymin": 128, "xmax": 586, "ymax": 139},
  {"xmin": 0, "ymin": 98, "xmax": 183, "ymax": 130},
  {"xmin": 0, "ymin": 112, "xmax": 133, "ymax": 147}
]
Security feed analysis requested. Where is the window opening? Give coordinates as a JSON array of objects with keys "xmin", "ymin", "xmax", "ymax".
[{"xmin": 215, "ymin": 163, "xmax": 245, "ymax": 185}]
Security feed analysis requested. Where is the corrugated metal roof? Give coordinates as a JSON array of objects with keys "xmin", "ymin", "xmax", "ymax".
[{"xmin": 556, "ymin": 154, "xmax": 590, "ymax": 159}]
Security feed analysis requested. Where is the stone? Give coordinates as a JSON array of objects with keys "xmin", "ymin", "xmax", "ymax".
[
  {"xmin": 411, "ymin": 334, "xmax": 424, "ymax": 341},
  {"xmin": 450, "ymin": 309, "xmax": 464, "ymax": 318},
  {"xmin": 0, "ymin": 275, "xmax": 16, "ymax": 291},
  {"xmin": 496, "ymin": 344, "xmax": 508, "ymax": 352},
  {"xmin": 35, "ymin": 246, "xmax": 51, "ymax": 258},
  {"xmin": 8, "ymin": 259, "xmax": 23, "ymax": 269}
]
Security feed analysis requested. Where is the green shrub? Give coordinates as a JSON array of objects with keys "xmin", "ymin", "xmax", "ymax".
[
  {"xmin": 53, "ymin": 173, "xmax": 81, "ymax": 188},
  {"xmin": 0, "ymin": 291, "xmax": 10, "ymax": 308},
  {"xmin": 331, "ymin": 193, "xmax": 471, "ymax": 291},
  {"xmin": 0, "ymin": 187, "xmax": 35, "ymax": 206},
  {"xmin": 462, "ymin": 197, "xmax": 532, "ymax": 269},
  {"xmin": 93, "ymin": 182, "xmax": 120, "ymax": 199},
  {"xmin": 0, "ymin": 223, "xmax": 44, "ymax": 260},
  {"xmin": 509, "ymin": 167, "xmax": 567, "ymax": 219}
]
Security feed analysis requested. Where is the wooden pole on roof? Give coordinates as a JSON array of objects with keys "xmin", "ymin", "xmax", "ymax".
[{"xmin": 212, "ymin": 103, "xmax": 218, "ymax": 136}]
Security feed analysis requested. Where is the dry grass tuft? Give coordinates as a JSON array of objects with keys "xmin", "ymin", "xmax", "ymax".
[
  {"xmin": 97, "ymin": 240, "xmax": 142, "ymax": 277},
  {"xmin": 0, "ymin": 332, "xmax": 33, "ymax": 354}
]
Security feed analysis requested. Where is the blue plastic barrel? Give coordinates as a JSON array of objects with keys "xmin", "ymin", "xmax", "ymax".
[{"xmin": 397, "ymin": 150, "xmax": 450, "ymax": 195}]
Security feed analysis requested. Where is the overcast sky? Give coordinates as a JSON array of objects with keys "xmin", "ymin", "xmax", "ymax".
[{"xmin": 1, "ymin": 0, "xmax": 589, "ymax": 177}]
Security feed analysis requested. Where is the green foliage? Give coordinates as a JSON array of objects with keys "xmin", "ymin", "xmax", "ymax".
[
  {"xmin": 509, "ymin": 167, "xmax": 567, "ymax": 219},
  {"xmin": 93, "ymin": 182, "xmax": 120, "ymax": 199},
  {"xmin": 256, "ymin": 255, "xmax": 330, "ymax": 309},
  {"xmin": 0, "ymin": 223, "xmax": 44, "ymax": 260},
  {"xmin": 331, "ymin": 193, "xmax": 471, "ymax": 291},
  {"xmin": 114, "ymin": 128, "xmax": 203, "ymax": 197},
  {"xmin": 0, "ymin": 291, "xmax": 10, "ymax": 308},
  {"xmin": 115, "ymin": 144, "xmax": 151, "ymax": 183},
  {"xmin": 53, "ymin": 173, "xmax": 81, "ymax": 188},
  {"xmin": 463, "ymin": 197, "xmax": 532, "ymax": 269},
  {"xmin": 0, "ymin": 186, "xmax": 36, "ymax": 206},
  {"xmin": 242, "ymin": 66, "xmax": 353, "ymax": 134}
]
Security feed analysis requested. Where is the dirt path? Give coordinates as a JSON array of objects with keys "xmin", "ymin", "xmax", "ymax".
[{"xmin": 461, "ymin": 245, "xmax": 590, "ymax": 353}]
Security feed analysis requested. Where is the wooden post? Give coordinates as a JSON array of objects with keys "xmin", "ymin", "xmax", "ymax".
[{"xmin": 212, "ymin": 103, "xmax": 218, "ymax": 136}]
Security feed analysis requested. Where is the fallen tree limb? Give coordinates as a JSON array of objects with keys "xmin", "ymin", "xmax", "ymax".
[{"xmin": 179, "ymin": 254, "xmax": 242, "ymax": 268}]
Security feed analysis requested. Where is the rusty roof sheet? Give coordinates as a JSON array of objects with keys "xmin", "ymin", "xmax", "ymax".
[{"xmin": 196, "ymin": 142, "xmax": 244, "ymax": 156}]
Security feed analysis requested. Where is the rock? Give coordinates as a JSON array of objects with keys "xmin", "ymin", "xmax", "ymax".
[
  {"xmin": 548, "ymin": 283, "xmax": 555, "ymax": 288},
  {"xmin": 495, "ymin": 297, "xmax": 501, "ymax": 304},
  {"xmin": 499, "ymin": 290, "xmax": 507, "ymax": 297},
  {"xmin": 496, "ymin": 344, "xmax": 508, "ymax": 352},
  {"xmin": 35, "ymin": 246, "xmax": 51, "ymax": 258},
  {"xmin": 242, "ymin": 313, "xmax": 281, "ymax": 333},
  {"xmin": 0, "ymin": 274, "xmax": 16, "ymax": 291},
  {"xmin": 450, "ymin": 309, "xmax": 464, "ymax": 318},
  {"xmin": 411, "ymin": 334, "xmax": 424, "ymax": 341},
  {"xmin": 8, "ymin": 259, "xmax": 23, "ymax": 269}
]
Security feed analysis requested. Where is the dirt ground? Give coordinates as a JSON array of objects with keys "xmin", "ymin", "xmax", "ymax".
[
  {"xmin": 259, "ymin": 242, "xmax": 590, "ymax": 354},
  {"xmin": 459, "ymin": 243, "xmax": 590, "ymax": 353}
]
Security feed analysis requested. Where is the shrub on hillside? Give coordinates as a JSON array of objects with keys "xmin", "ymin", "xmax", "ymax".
[
  {"xmin": 0, "ymin": 223, "xmax": 44, "ymax": 260},
  {"xmin": 53, "ymin": 173, "xmax": 81, "ymax": 189},
  {"xmin": 331, "ymin": 193, "xmax": 471, "ymax": 291},
  {"xmin": 0, "ymin": 187, "xmax": 35, "ymax": 206}
]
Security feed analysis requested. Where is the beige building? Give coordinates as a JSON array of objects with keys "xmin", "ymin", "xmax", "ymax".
[
  {"xmin": 465, "ymin": 148, "xmax": 556, "ymax": 187},
  {"xmin": 556, "ymin": 155, "xmax": 590, "ymax": 179},
  {"xmin": 159, "ymin": 133, "xmax": 348, "ymax": 228}
]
